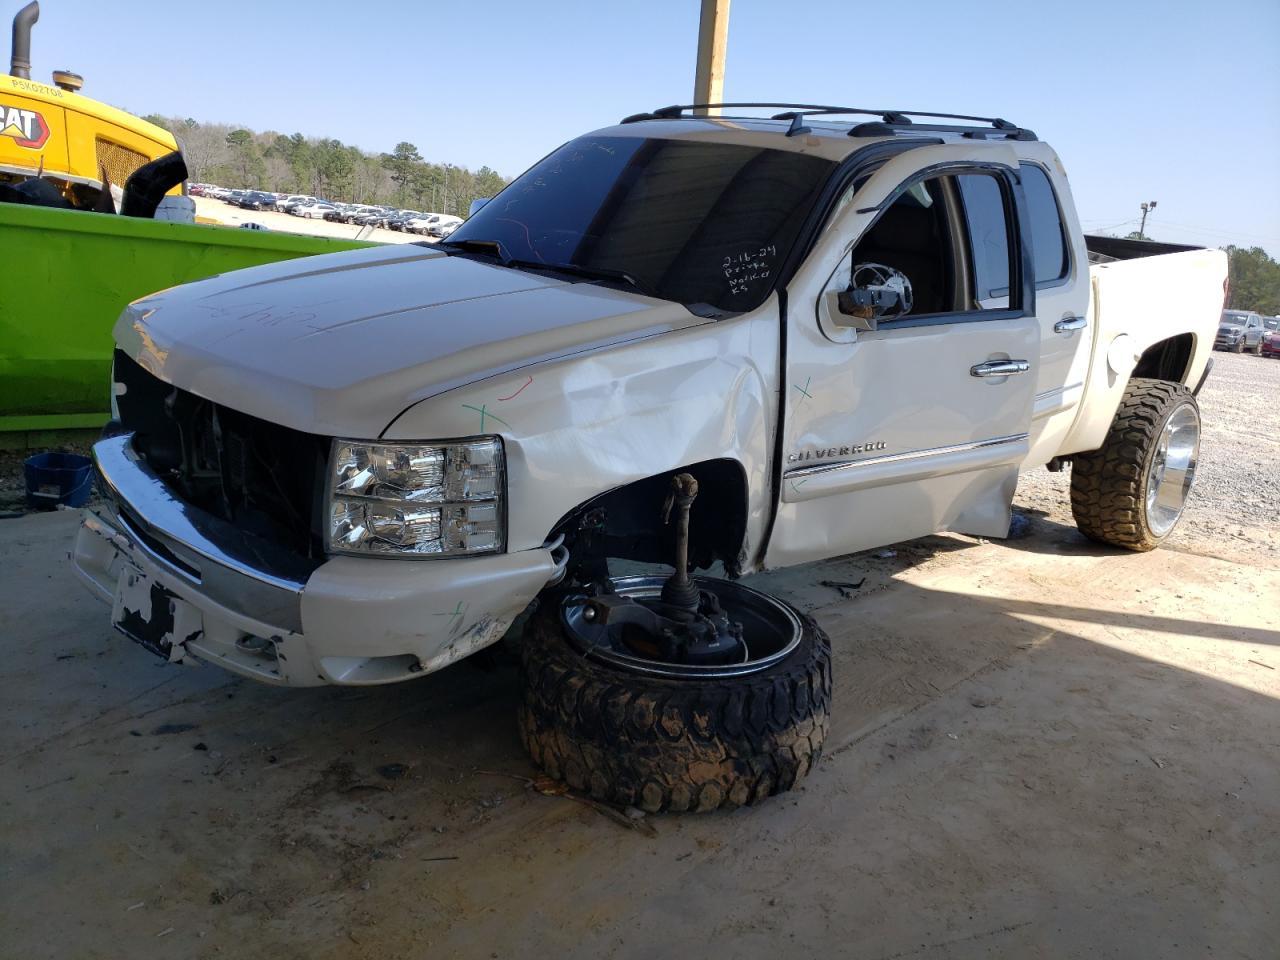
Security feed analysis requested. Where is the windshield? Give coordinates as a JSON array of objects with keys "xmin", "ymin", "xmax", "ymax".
[
  {"xmin": 1221, "ymin": 311, "xmax": 1248, "ymax": 325},
  {"xmin": 445, "ymin": 135, "xmax": 837, "ymax": 313}
]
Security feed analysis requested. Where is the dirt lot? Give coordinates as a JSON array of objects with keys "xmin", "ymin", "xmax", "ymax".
[{"xmin": 1, "ymin": 352, "xmax": 1278, "ymax": 959}]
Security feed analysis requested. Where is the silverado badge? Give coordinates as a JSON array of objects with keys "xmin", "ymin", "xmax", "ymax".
[{"xmin": 788, "ymin": 441, "xmax": 887, "ymax": 464}]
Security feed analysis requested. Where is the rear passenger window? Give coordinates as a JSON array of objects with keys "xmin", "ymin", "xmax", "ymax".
[
  {"xmin": 1021, "ymin": 165, "xmax": 1070, "ymax": 285},
  {"xmin": 956, "ymin": 174, "xmax": 1011, "ymax": 301}
]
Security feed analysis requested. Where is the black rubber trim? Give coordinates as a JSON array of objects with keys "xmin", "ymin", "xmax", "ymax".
[
  {"xmin": 1192, "ymin": 356, "xmax": 1214, "ymax": 396},
  {"xmin": 756, "ymin": 288, "xmax": 789, "ymax": 569}
]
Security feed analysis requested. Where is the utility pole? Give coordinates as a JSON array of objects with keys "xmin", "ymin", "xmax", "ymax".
[
  {"xmin": 1139, "ymin": 200, "xmax": 1158, "ymax": 239},
  {"xmin": 693, "ymin": 0, "xmax": 731, "ymax": 116}
]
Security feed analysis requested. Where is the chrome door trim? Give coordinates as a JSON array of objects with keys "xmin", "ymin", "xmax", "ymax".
[
  {"xmin": 1054, "ymin": 315, "xmax": 1089, "ymax": 334},
  {"xmin": 785, "ymin": 432, "xmax": 1030, "ymax": 481}
]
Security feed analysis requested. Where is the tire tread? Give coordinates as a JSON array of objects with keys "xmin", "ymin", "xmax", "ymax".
[
  {"xmin": 1069, "ymin": 377, "xmax": 1196, "ymax": 552},
  {"xmin": 518, "ymin": 599, "xmax": 831, "ymax": 813}
]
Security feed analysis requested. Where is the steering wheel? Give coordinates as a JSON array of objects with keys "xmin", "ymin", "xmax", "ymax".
[{"xmin": 851, "ymin": 262, "xmax": 914, "ymax": 316}]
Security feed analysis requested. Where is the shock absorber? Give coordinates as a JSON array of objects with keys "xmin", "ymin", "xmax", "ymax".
[{"xmin": 660, "ymin": 473, "xmax": 701, "ymax": 611}]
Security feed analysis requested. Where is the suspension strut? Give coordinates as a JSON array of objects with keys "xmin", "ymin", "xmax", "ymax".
[{"xmin": 660, "ymin": 473, "xmax": 701, "ymax": 611}]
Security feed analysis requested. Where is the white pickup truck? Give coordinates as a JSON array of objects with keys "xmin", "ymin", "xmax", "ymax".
[{"xmin": 74, "ymin": 104, "xmax": 1228, "ymax": 813}]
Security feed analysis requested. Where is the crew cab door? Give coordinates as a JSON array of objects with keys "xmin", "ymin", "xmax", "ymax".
[
  {"xmin": 765, "ymin": 143, "xmax": 1039, "ymax": 568},
  {"xmin": 1015, "ymin": 154, "xmax": 1093, "ymax": 464}
]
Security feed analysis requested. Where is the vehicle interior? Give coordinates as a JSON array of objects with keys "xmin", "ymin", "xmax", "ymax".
[{"xmin": 844, "ymin": 172, "xmax": 1009, "ymax": 317}]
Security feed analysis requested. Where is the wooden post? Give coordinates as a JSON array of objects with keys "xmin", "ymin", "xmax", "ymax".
[{"xmin": 693, "ymin": 0, "xmax": 730, "ymax": 116}]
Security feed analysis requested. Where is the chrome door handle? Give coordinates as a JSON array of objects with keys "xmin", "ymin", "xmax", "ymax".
[
  {"xmin": 970, "ymin": 359, "xmax": 1030, "ymax": 378},
  {"xmin": 1054, "ymin": 315, "xmax": 1088, "ymax": 334}
]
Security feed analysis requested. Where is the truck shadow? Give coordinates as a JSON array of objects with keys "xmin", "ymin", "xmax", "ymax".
[{"xmin": 9, "ymin": 508, "xmax": 1280, "ymax": 958}]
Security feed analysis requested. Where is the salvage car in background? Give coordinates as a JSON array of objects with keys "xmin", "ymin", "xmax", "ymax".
[
  {"xmin": 1215, "ymin": 309, "xmax": 1265, "ymax": 353},
  {"xmin": 403, "ymin": 212, "xmax": 445, "ymax": 235},
  {"xmin": 238, "ymin": 192, "xmax": 276, "ymax": 211},
  {"xmin": 1261, "ymin": 321, "xmax": 1280, "ymax": 358},
  {"xmin": 426, "ymin": 214, "xmax": 463, "ymax": 237},
  {"xmin": 74, "ymin": 103, "xmax": 1227, "ymax": 814},
  {"xmin": 292, "ymin": 201, "xmax": 337, "ymax": 219}
]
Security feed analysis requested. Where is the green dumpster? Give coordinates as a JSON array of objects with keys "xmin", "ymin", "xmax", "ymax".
[{"xmin": 0, "ymin": 204, "xmax": 374, "ymax": 437}]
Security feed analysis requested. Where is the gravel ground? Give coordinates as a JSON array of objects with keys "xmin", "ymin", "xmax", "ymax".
[{"xmin": 1015, "ymin": 349, "xmax": 1280, "ymax": 561}]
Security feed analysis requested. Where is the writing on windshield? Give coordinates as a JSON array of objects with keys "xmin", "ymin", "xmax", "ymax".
[{"xmin": 447, "ymin": 135, "xmax": 835, "ymax": 313}]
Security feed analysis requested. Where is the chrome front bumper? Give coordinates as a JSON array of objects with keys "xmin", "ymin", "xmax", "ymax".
[{"xmin": 74, "ymin": 434, "xmax": 568, "ymax": 686}]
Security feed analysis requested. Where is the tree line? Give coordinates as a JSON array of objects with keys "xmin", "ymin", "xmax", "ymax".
[
  {"xmin": 1222, "ymin": 246, "xmax": 1280, "ymax": 316},
  {"xmin": 143, "ymin": 116, "xmax": 509, "ymax": 218}
]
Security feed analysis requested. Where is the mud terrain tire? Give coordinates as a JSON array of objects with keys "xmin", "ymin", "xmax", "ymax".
[
  {"xmin": 1070, "ymin": 378, "xmax": 1200, "ymax": 551},
  {"xmin": 517, "ymin": 595, "xmax": 832, "ymax": 813}
]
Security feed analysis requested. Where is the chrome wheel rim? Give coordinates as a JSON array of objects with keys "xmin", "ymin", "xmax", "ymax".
[
  {"xmin": 561, "ymin": 575, "xmax": 803, "ymax": 679},
  {"xmin": 1145, "ymin": 403, "xmax": 1200, "ymax": 538}
]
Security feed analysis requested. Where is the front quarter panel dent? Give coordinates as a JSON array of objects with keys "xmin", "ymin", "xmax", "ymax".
[{"xmin": 384, "ymin": 307, "xmax": 779, "ymax": 558}]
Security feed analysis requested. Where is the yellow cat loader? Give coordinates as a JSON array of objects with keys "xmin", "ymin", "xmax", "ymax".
[
  {"xmin": 0, "ymin": 1, "xmax": 372, "ymax": 440},
  {"xmin": 1, "ymin": 2, "xmax": 180, "ymax": 199}
]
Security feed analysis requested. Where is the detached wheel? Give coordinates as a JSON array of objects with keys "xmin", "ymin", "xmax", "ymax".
[
  {"xmin": 518, "ymin": 576, "xmax": 831, "ymax": 813},
  {"xmin": 1070, "ymin": 378, "xmax": 1201, "ymax": 551}
]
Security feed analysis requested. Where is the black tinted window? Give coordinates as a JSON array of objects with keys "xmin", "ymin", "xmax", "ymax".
[
  {"xmin": 448, "ymin": 136, "xmax": 835, "ymax": 313},
  {"xmin": 1021, "ymin": 165, "xmax": 1069, "ymax": 284},
  {"xmin": 957, "ymin": 174, "xmax": 1011, "ymax": 300}
]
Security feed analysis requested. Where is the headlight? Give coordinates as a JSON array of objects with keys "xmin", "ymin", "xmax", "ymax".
[{"xmin": 327, "ymin": 438, "xmax": 504, "ymax": 557}]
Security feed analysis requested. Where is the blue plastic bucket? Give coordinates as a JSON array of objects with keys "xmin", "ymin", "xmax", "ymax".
[{"xmin": 23, "ymin": 452, "xmax": 94, "ymax": 509}]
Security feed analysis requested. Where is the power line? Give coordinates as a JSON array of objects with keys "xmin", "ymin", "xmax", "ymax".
[
  {"xmin": 1081, "ymin": 218, "xmax": 1140, "ymax": 233},
  {"xmin": 1149, "ymin": 220, "xmax": 1280, "ymax": 244}
]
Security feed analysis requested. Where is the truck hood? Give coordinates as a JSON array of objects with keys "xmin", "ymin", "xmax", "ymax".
[{"xmin": 116, "ymin": 244, "xmax": 702, "ymax": 437}]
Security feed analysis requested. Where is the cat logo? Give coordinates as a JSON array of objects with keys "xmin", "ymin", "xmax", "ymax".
[{"xmin": 0, "ymin": 102, "xmax": 50, "ymax": 149}]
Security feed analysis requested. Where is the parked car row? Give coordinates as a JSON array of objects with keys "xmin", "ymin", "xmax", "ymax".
[
  {"xmin": 328, "ymin": 205, "xmax": 464, "ymax": 236},
  {"xmin": 1215, "ymin": 310, "xmax": 1280, "ymax": 356},
  {"xmin": 188, "ymin": 184, "xmax": 468, "ymax": 237}
]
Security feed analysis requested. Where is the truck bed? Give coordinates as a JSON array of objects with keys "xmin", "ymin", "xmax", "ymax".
[
  {"xmin": 1084, "ymin": 234, "xmax": 1203, "ymax": 265},
  {"xmin": 1058, "ymin": 237, "xmax": 1228, "ymax": 457}
]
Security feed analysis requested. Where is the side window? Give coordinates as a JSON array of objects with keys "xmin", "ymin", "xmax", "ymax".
[
  {"xmin": 1020, "ymin": 165, "xmax": 1070, "ymax": 285},
  {"xmin": 956, "ymin": 174, "xmax": 1013, "ymax": 302},
  {"xmin": 840, "ymin": 170, "xmax": 1020, "ymax": 322},
  {"xmin": 846, "ymin": 177, "xmax": 959, "ymax": 316}
]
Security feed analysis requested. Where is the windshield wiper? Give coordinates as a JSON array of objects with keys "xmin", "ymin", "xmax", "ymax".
[
  {"xmin": 502, "ymin": 258, "xmax": 658, "ymax": 299},
  {"xmin": 438, "ymin": 240, "xmax": 659, "ymax": 299},
  {"xmin": 434, "ymin": 238, "xmax": 509, "ymax": 259}
]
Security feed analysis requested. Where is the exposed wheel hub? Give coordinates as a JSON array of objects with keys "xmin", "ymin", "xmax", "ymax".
[
  {"xmin": 561, "ymin": 474, "xmax": 801, "ymax": 679},
  {"xmin": 581, "ymin": 584, "xmax": 748, "ymax": 667}
]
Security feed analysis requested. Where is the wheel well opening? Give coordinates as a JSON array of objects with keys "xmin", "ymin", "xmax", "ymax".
[
  {"xmin": 550, "ymin": 459, "xmax": 750, "ymax": 579},
  {"xmin": 1132, "ymin": 333, "xmax": 1193, "ymax": 384}
]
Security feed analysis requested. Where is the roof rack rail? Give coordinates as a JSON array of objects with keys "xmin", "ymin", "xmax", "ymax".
[{"xmin": 618, "ymin": 103, "xmax": 1036, "ymax": 142}]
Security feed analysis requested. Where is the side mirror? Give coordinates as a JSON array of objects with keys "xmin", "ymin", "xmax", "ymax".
[{"xmin": 829, "ymin": 285, "xmax": 905, "ymax": 331}]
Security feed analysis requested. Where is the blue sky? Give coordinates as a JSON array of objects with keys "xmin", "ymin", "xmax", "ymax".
[{"xmin": 27, "ymin": 0, "xmax": 1280, "ymax": 256}]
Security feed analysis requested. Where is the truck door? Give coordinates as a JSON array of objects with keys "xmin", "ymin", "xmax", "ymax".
[
  {"xmin": 1012, "ymin": 156, "xmax": 1093, "ymax": 464},
  {"xmin": 765, "ymin": 143, "xmax": 1039, "ymax": 568}
]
